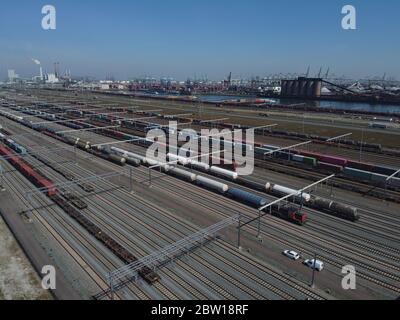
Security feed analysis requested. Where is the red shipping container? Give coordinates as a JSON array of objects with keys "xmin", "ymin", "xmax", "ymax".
[{"xmin": 318, "ymin": 155, "xmax": 348, "ymax": 167}]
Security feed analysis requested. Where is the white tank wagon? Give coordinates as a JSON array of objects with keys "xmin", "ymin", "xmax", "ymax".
[
  {"xmin": 162, "ymin": 164, "xmax": 172, "ymax": 172},
  {"xmin": 270, "ymin": 184, "xmax": 311, "ymax": 202},
  {"xmin": 145, "ymin": 158, "xmax": 160, "ymax": 167},
  {"xmin": 143, "ymin": 158, "xmax": 172, "ymax": 173},
  {"xmin": 167, "ymin": 153, "xmax": 190, "ymax": 165},
  {"xmin": 189, "ymin": 160, "xmax": 210, "ymax": 171},
  {"xmin": 210, "ymin": 166, "xmax": 238, "ymax": 180},
  {"xmin": 195, "ymin": 176, "xmax": 229, "ymax": 193},
  {"xmin": 111, "ymin": 147, "xmax": 148, "ymax": 165},
  {"xmin": 171, "ymin": 146, "xmax": 211, "ymax": 172}
]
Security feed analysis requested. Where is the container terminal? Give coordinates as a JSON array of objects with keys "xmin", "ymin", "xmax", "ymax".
[{"xmin": 0, "ymin": 87, "xmax": 399, "ymax": 301}]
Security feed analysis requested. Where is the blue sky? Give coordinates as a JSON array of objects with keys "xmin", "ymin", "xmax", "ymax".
[{"xmin": 0, "ymin": 0, "xmax": 399, "ymax": 80}]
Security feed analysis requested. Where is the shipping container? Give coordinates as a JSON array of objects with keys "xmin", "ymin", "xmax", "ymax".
[
  {"xmin": 346, "ymin": 160, "xmax": 374, "ymax": 172},
  {"xmin": 372, "ymin": 165, "xmax": 398, "ymax": 177},
  {"xmin": 303, "ymin": 156, "xmax": 317, "ymax": 166},
  {"xmin": 317, "ymin": 162, "xmax": 343, "ymax": 174},
  {"xmin": 291, "ymin": 154, "xmax": 304, "ymax": 163},
  {"xmin": 318, "ymin": 155, "xmax": 348, "ymax": 167},
  {"xmin": 388, "ymin": 177, "xmax": 400, "ymax": 188},
  {"xmin": 370, "ymin": 172, "xmax": 389, "ymax": 184},
  {"xmin": 343, "ymin": 167, "xmax": 372, "ymax": 181}
]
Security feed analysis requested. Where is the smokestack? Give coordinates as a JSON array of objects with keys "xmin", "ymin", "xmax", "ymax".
[{"xmin": 31, "ymin": 58, "xmax": 43, "ymax": 81}]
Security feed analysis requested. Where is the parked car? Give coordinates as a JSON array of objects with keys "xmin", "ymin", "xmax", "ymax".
[
  {"xmin": 303, "ymin": 259, "xmax": 324, "ymax": 271},
  {"xmin": 283, "ymin": 250, "xmax": 301, "ymax": 260}
]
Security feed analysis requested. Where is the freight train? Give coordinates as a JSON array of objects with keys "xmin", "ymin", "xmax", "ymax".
[
  {"xmin": 107, "ymin": 149, "xmax": 310, "ymax": 225},
  {"xmin": 0, "ymin": 105, "xmax": 361, "ymax": 222},
  {"xmin": 0, "ymin": 103, "xmax": 389, "ymax": 156},
  {"xmin": 108, "ymin": 146, "xmax": 359, "ymax": 223},
  {"xmin": 0, "ymin": 144, "xmax": 56, "ymax": 196},
  {"xmin": 254, "ymin": 144, "xmax": 400, "ymax": 189},
  {"xmin": 8, "ymin": 103, "xmax": 396, "ymax": 188}
]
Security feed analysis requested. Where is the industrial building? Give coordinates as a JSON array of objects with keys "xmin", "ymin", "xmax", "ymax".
[{"xmin": 281, "ymin": 77, "xmax": 323, "ymax": 98}]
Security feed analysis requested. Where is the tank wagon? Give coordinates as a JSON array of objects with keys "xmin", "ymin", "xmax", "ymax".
[{"xmin": 309, "ymin": 197, "xmax": 359, "ymax": 221}]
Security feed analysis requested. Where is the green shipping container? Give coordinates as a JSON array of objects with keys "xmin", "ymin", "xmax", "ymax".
[{"xmin": 303, "ymin": 156, "xmax": 317, "ymax": 166}]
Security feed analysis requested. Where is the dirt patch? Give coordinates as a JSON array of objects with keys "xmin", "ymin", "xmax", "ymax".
[{"xmin": 0, "ymin": 215, "xmax": 52, "ymax": 300}]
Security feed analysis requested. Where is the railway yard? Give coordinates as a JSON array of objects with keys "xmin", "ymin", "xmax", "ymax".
[{"xmin": 0, "ymin": 88, "xmax": 399, "ymax": 300}]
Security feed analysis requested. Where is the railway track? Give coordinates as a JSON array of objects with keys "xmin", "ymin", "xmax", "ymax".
[
  {"xmin": 20, "ymin": 154, "xmax": 186, "ymax": 300},
  {"xmin": 155, "ymin": 174, "xmax": 400, "ymax": 272},
  {"xmin": 21, "ymin": 131, "xmax": 324, "ymax": 302},
  {"xmin": 19, "ymin": 140, "xmax": 276, "ymax": 298},
  {"xmin": 306, "ymin": 143, "xmax": 400, "ymax": 168},
  {"xmin": 254, "ymin": 159, "xmax": 400, "ymax": 203},
  {"xmin": 4, "ymin": 110, "xmax": 398, "ymax": 240},
  {"xmin": 247, "ymin": 168, "xmax": 400, "ymax": 236},
  {"xmin": 2, "ymin": 101, "xmax": 399, "ymax": 202},
  {"xmin": 34, "ymin": 151, "xmax": 309, "ymax": 300},
  {"xmin": 0, "ymin": 163, "xmax": 127, "ymax": 300},
  {"xmin": 27, "ymin": 91, "xmax": 400, "ymax": 163},
  {"xmin": 0, "ymin": 151, "xmax": 186, "ymax": 300},
  {"xmin": 18, "ymin": 115, "xmax": 400, "ymax": 248},
  {"xmin": 3, "ymin": 107, "xmax": 400, "ymax": 298},
  {"xmin": 117, "ymin": 163, "xmax": 400, "ymax": 294}
]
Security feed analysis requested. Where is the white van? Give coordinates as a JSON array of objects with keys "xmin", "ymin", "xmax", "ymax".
[{"xmin": 303, "ymin": 259, "xmax": 324, "ymax": 271}]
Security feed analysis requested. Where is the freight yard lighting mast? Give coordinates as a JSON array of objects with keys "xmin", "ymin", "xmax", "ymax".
[
  {"xmin": 324, "ymin": 133, "xmax": 353, "ymax": 152},
  {"xmin": 263, "ymin": 140, "xmax": 313, "ymax": 160},
  {"xmin": 326, "ymin": 133, "xmax": 353, "ymax": 142},
  {"xmin": 55, "ymin": 125, "xmax": 121, "ymax": 135},
  {"xmin": 105, "ymin": 214, "xmax": 239, "ymax": 299},
  {"xmin": 0, "ymin": 164, "xmax": 4, "ymax": 191},
  {"xmin": 360, "ymin": 128, "xmax": 365, "ymax": 162}
]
